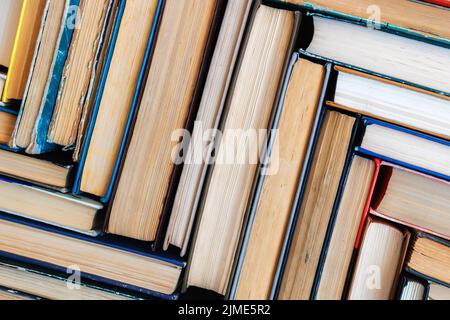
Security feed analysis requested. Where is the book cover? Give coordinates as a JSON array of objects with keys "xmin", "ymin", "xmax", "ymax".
[{"xmin": 356, "ymin": 117, "xmax": 450, "ymax": 181}]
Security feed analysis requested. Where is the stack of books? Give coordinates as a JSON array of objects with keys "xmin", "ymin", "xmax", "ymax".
[{"xmin": 0, "ymin": 0, "xmax": 448, "ymax": 300}]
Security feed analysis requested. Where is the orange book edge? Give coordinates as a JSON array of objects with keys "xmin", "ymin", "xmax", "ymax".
[{"xmin": 1, "ymin": 0, "xmax": 28, "ymax": 103}]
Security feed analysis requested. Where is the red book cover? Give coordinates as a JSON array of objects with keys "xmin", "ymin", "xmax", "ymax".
[
  {"xmin": 354, "ymin": 158, "xmax": 382, "ymax": 249},
  {"xmin": 421, "ymin": 0, "xmax": 450, "ymax": 8},
  {"xmin": 370, "ymin": 161, "xmax": 450, "ymax": 241}
]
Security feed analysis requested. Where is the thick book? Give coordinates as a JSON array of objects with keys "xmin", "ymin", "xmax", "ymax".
[
  {"xmin": 292, "ymin": 0, "xmax": 450, "ymax": 42},
  {"xmin": 47, "ymin": 0, "xmax": 114, "ymax": 148},
  {"xmin": 73, "ymin": 0, "xmax": 163, "ymax": 202},
  {"xmin": 187, "ymin": 4, "xmax": 298, "ymax": 296},
  {"xmin": 11, "ymin": 0, "xmax": 71, "ymax": 150},
  {"xmin": 107, "ymin": 0, "xmax": 219, "ymax": 242},
  {"xmin": 0, "ymin": 260, "xmax": 137, "ymax": 300},
  {"xmin": 0, "ymin": 147, "xmax": 72, "ymax": 190},
  {"xmin": 232, "ymin": 58, "xmax": 325, "ymax": 300},
  {"xmin": 0, "ymin": 176, "xmax": 102, "ymax": 235},
  {"xmin": 315, "ymin": 155, "xmax": 375, "ymax": 300},
  {"xmin": 2, "ymin": 0, "xmax": 46, "ymax": 102},
  {"xmin": 25, "ymin": 0, "xmax": 80, "ymax": 154},
  {"xmin": 0, "ymin": 0, "xmax": 22, "ymax": 68},
  {"xmin": 304, "ymin": 14, "xmax": 450, "ymax": 95},
  {"xmin": 277, "ymin": 111, "xmax": 355, "ymax": 300},
  {"xmin": 71, "ymin": 0, "xmax": 120, "ymax": 163},
  {"xmin": 357, "ymin": 118, "xmax": 450, "ymax": 181},
  {"xmin": 348, "ymin": 218, "xmax": 410, "ymax": 300},
  {"xmin": 76, "ymin": 0, "xmax": 159, "ymax": 198},
  {"xmin": 164, "ymin": 0, "xmax": 252, "ymax": 256},
  {"xmin": 328, "ymin": 66, "xmax": 450, "ymax": 140},
  {"xmin": 0, "ymin": 214, "xmax": 183, "ymax": 299},
  {"xmin": 406, "ymin": 233, "xmax": 450, "ymax": 286},
  {"xmin": 370, "ymin": 162, "xmax": 450, "ymax": 240},
  {"xmin": 266, "ymin": 57, "xmax": 334, "ymax": 301}
]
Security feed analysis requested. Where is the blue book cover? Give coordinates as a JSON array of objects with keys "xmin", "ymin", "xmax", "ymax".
[
  {"xmin": 357, "ymin": 117, "xmax": 450, "ymax": 182},
  {"xmin": 0, "ymin": 105, "xmax": 18, "ymax": 117},
  {"xmin": 0, "ymin": 211, "xmax": 184, "ymax": 300},
  {"xmin": 24, "ymin": 0, "xmax": 80, "ymax": 154},
  {"xmin": 73, "ymin": 0, "xmax": 164, "ymax": 203}
]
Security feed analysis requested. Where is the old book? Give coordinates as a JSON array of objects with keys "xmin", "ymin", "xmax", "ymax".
[
  {"xmin": 80, "ymin": 0, "xmax": 159, "ymax": 197},
  {"xmin": 25, "ymin": 0, "xmax": 79, "ymax": 155},
  {"xmin": 0, "ymin": 262, "xmax": 134, "ymax": 300},
  {"xmin": 330, "ymin": 67, "xmax": 450, "ymax": 140},
  {"xmin": 292, "ymin": 0, "xmax": 450, "ymax": 40},
  {"xmin": 2, "ymin": 0, "xmax": 46, "ymax": 102},
  {"xmin": 164, "ymin": 0, "xmax": 252, "ymax": 254},
  {"xmin": 0, "ymin": 148, "xmax": 71, "ymax": 189},
  {"xmin": 278, "ymin": 111, "xmax": 355, "ymax": 300},
  {"xmin": 0, "ymin": 178, "xmax": 102, "ymax": 233},
  {"xmin": 187, "ymin": 5, "xmax": 296, "ymax": 296},
  {"xmin": 306, "ymin": 16, "xmax": 450, "ymax": 94},
  {"xmin": 0, "ymin": 218, "xmax": 182, "ymax": 295},
  {"xmin": 407, "ymin": 235, "xmax": 450, "ymax": 285},
  {"xmin": 360, "ymin": 122, "xmax": 450, "ymax": 178},
  {"xmin": 234, "ymin": 59, "xmax": 325, "ymax": 300},
  {"xmin": 0, "ymin": 110, "xmax": 16, "ymax": 145},
  {"xmin": 47, "ymin": 0, "xmax": 112, "ymax": 147},
  {"xmin": 348, "ymin": 219, "xmax": 408, "ymax": 300},
  {"xmin": 371, "ymin": 164, "xmax": 450, "ymax": 240},
  {"xmin": 428, "ymin": 283, "xmax": 450, "ymax": 300},
  {"xmin": 399, "ymin": 279, "xmax": 425, "ymax": 300},
  {"xmin": 316, "ymin": 156, "xmax": 375, "ymax": 300},
  {"xmin": 108, "ymin": 0, "xmax": 218, "ymax": 241},
  {"xmin": 13, "ymin": 0, "xmax": 67, "ymax": 149},
  {"xmin": 71, "ymin": 0, "xmax": 119, "ymax": 162},
  {"xmin": 0, "ymin": 0, "xmax": 23, "ymax": 67}
]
